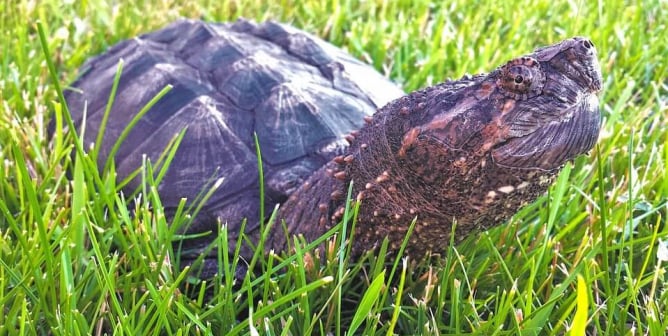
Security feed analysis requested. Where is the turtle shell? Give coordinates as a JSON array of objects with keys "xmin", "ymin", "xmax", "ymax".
[{"xmin": 64, "ymin": 19, "xmax": 403, "ymax": 241}]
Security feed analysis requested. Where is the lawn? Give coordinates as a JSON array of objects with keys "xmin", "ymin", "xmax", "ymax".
[{"xmin": 1, "ymin": 0, "xmax": 667, "ymax": 335}]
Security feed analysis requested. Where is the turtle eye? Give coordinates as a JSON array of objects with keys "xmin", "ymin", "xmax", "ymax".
[{"xmin": 497, "ymin": 57, "xmax": 545, "ymax": 100}]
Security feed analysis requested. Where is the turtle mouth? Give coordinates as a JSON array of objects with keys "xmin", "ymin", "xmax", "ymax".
[
  {"xmin": 572, "ymin": 58, "xmax": 603, "ymax": 95},
  {"xmin": 573, "ymin": 42, "xmax": 603, "ymax": 93},
  {"xmin": 491, "ymin": 92, "xmax": 600, "ymax": 171}
]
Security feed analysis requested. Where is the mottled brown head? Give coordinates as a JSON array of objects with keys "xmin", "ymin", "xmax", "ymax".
[{"xmin": 416, "ymin": 36, "xmax": 602, "ymax": 171}]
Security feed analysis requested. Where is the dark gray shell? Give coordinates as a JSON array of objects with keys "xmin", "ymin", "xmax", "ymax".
[{"xmin": 65, "ymin": 19, "xmax": 403, "ymax": 236}]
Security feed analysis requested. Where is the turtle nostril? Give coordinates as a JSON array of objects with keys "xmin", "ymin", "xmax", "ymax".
[{"xmin": 582, "ymin": 39, "xmax": 594, "ymax": 49}]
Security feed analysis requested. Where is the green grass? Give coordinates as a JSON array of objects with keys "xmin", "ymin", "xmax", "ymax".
[{"xmin": 1, "ymin": 0, "xmax": 667, "ymax": 334}]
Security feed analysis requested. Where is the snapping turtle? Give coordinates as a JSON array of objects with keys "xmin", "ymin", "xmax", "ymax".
[{"xmin": 64, "ymin": 19, "xmax": 602, "ymax": 274}]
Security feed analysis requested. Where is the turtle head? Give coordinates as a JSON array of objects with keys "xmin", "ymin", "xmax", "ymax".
[
  {"xmin": 490, "ymin": 36, "xmax": 603, "ymax": 170},
  {"xmin": 413, "ymin": 37, "xmax": 602, "ymax": 171}
]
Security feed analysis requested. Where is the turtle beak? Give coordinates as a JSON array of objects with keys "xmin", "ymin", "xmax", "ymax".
[
  {"xmin": 575, "ymin": 38, "xmax": 603, "ymax": 94},
  {"xmin": 565, "ymin": 38, "xmax": 603, "ymax": 94}
]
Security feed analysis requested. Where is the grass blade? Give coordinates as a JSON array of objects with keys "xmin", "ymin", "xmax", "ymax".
[{"xmin": 347, "ymin": 270, "xmax": 385, "ymax": 335}]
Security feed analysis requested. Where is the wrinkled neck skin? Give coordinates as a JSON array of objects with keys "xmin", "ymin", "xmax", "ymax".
[
  {"xmin": 265, "ymin": 161, "xmax": 345, "ymax": 251},
  {"xmin": 268, "ymin": 81, "xmax": 559, "ymax": 259}
]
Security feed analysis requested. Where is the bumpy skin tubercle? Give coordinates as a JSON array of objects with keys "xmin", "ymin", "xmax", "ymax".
[{"xmin": 271, "ymin": 37, "xmax": 602, "ymax": 259}]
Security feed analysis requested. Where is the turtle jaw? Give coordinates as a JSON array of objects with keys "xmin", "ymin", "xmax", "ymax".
[
  {"xmin": 568, "ymin": 38, "xmax": 603, "ymax": 94},
  {"xmin": 491, "ymin": 91, "xmax": 600, "ymax": 171}
]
